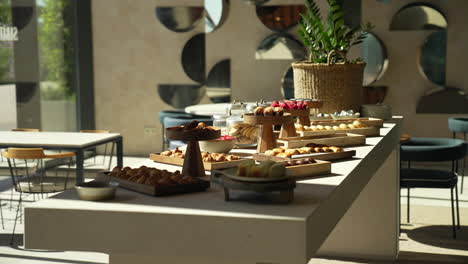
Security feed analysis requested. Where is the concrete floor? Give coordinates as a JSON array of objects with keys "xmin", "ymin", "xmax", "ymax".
[{"xmin": 0, "ymin": 156, "xmax": 466, "ymax": 263}]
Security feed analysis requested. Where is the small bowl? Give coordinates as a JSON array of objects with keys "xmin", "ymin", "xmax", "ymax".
[
  {"xmin": 199, "ymin": 138, "xmax": 235, "ymax": 153},
  {"xmin": 75, "ymin": 181, "xmax": 119, "ymax": 201}
]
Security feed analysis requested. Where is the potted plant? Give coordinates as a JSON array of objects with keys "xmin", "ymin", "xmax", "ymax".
[{"xmin": 293, "ymin": 0, "xmax": 373, "ymax": 113}]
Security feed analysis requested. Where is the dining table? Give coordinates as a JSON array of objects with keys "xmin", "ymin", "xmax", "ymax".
[
  {"xmin": 23, "ymin": 119, "xmax": 403, "ymax": 263},
  {"xmin": 0, "ymin": 131, "xmax": 123, "ymax": 184}
]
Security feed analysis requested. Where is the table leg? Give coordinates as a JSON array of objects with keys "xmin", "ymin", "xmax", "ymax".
[
  {"xmin": 116, "ymin": 138, "xmax": 123, "ymax": 168},
  {"xmin": 76, "ymin": 150, "xmax": 84, "ymax": 184}
]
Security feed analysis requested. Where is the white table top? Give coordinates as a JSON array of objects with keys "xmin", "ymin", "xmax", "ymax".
[
  {"xmin": 185, "ymin": 102, "xmax": 257, "ymax": 116},
  {"xmin": 24, "ymin": 121, "xmax": 402, "ymax": 262},
  {"xmin": 0, "ymin": 131, "xmax": 121, "ymax": 149}
]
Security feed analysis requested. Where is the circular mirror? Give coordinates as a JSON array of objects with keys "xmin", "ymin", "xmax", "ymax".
[
  {"xmin": 281, "ymin": 66, "xmax": 294, "ymax": 100},
  {"xmin": 182, "ymin": 33, "xmax": 205, "ymax": 83},
  {"xmin": 419, "ymin": 30, "xmax": 446, "ymax": 86},
  {"xmin": 256, "ymin": 34, "xmax": 306, "ymax": 60},
  {"xmin": 158, "ymin": 84, "xmax": 205, "ymax": 108},
  {"xmin": 361, "ymin": 33, "xmax": 388, "ymax": 86},
  {"xmin": 390, "ymin": 4, "xmax": 447, "ymax": 30},
  {"xmin": 205, "ymin": 0, "xmax": 229, "ymax": 33},
  {"xmin": 256, "ymin": 5, "xmax": 306, "ymax": 31},
  {"xmin": 155, "ymin": 6, "xmax": 204, "ymax": 33},
  {"xmin": 206, "ymin": 59, "xmax": 231, "ymax": 103}
]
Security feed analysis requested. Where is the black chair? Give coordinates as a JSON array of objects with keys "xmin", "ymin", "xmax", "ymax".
[
  {"xmin": 448, "ymin": 117, "xmax": 468, "ymax": 193},
  {"xmin": 401, "ymin": 137, "xmax": 466, "ymax": 239}
]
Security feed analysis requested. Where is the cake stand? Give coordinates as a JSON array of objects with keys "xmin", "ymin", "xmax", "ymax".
[
  {"xmin": 166, "ymin": 127, "xmax": 221, "ymax": 177},
  {"xmin": 243, "ymin": 113, "xmax": 292, "ymax": 153}
]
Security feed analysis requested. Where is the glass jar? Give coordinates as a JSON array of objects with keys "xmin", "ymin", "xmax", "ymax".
[
  {"xmin": 226, "ymin": 116, "xmax": 258, "ymax": 148},
  {"xmin": 213, "ymin": 114, "xmax": 228, "ymax": 135},
  {"xmin": 227, "ymin": 100, "xmax": 247, "ymax": 116}
]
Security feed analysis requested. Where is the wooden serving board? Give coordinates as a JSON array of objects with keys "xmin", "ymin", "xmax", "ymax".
[
  {"xmin": 285, "ymin": 160, "xmax": 331, "ymax": 179},
  {"xmin": 277, "ymin": 133, "xmax": 365, "ymax": 148},
  {"xmin": 96, "ymin": 171, "xmax": 210, "ymax": 196},
  {"xmin": 311, "ymin": 118, "xmax": 384, "ymax": 128},
  {"xmin": 149, "ymin": 153, "xmax": 249, "ymax": 170},
  {"xmin": 253, "ymin": 149, "xmax": 356, "ymax": 161},
  {"xmin": 298, "ymin": 126, "xmax": 380, "ymax": 137}
]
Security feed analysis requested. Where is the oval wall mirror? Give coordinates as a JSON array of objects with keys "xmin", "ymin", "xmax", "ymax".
[
  {"xmin": 281, "ymin": 66, "xmax": 294, "ymax": 100},
  {"xmin": 155, "ymin": 6, "xmax": 204, "ymax": 33},
  {"xmin": 158, "ymin": 84, "xmax": 205, "ymax": 108},
  {"xmin": 205, "ymin": 0, "xmax": 229, "ymax": 33},
  {"xmin": 390, "ymin": 4, "xmax": 447, "ymax": 30},
  {"xmin": 182, "ymin": 33, "xmax": 205, "ymax": 83},
  {"xmin": 361, "ymin": 33, "xmax": 388, "ymax": 86},
  {"xmin": 206, "ymin": 59, "xmax": 231, "ymax": 103},
  {"xmin": 256, "ymin": 5, "xmax": 306, "ymax": 31},
  {"xmin": 256, "ymin": 34, "xmax": 307, "ymax": 60},
  {"xmin": 419, "ymin": 30, "xmax": 446, "ymax": 86}
]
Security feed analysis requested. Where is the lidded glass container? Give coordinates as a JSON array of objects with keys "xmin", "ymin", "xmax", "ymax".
[
  {"xmin": 213, "ymin": 114, "xmax": 228, "ymax": 135},
  {"xmin": 226, "ymin": 116, "xmax": 258, "ymax": 147}
]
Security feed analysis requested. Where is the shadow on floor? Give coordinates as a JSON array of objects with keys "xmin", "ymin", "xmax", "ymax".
[
  {"xmin": 0, "ymin": 253, "xmax": 104, "ymax": 264},
  {"xmin": 398, "ymin": 250, "xmax": 468, "ymax": 264},
  {"xmin": 404, "ymin": 225, "xmax": 468, "ymax": 251}
]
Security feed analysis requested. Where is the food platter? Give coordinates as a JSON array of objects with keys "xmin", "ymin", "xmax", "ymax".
[
  {"xmin": 97, "ymin": 171, "xmax": 210, "ymax": 197},
  {"xmin": 277, "ymin": 133, "xmax": 365, "ymax": 148},
  {"xmin": 311, "ymin": 117, "xmax": 384, "ymax": 128},
  {"xmin": 253, "ymin": 149, "xmax": 356, "ymax": 161},
  {"xmin": 149, "ymin": 153, "xmax": 250, "ymax": 170},
  {"xmin": 297, "ymin": 126, "xmax": 380, "ymax": 137},
  {"xmin": 219, "ymin": 168, "xmax": 289, "ymax": 182}
]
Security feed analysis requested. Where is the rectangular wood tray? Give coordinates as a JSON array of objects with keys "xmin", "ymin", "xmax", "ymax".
[
  {"xmin": 310, "ymin": 117, "xmax": 384, "ymax": 128},
  {"xmin": 297, "ymin": 126, "xmax": 380, "ymax": 137},
  {"xmin": 97, "ymin": 171, "xmax": 210, "ymax": 197},
  {"xmin": 253, "ymin": 149, "xmax": 356, "ymax": 162},
  {"xmin": 149, "ymin": 153, "xmax": 249, "ymax": 170},
  {"xmin": 285, "ymin": 160, "xmax": 331, "ymax": 179},
  {"xmin": 277, "ymin": 133, "xmax": 365, "ymax": 148}
]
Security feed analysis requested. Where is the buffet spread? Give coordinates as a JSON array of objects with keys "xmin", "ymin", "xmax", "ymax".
[{"xmin": 92, "ymin": 99, "xmax": 383, "ymax": 203}]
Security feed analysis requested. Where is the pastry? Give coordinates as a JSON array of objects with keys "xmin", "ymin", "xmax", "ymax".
[
  {"xmin": 273, "ymin": 107, "xmax": 284, "ymax": 116},
  {"xmin": 254, "ymin": 106, "xmax": 264, "ymax": 116},
  {"xmin": 263, "ymin": 107, "xmax": 274, "ymax": 116}
]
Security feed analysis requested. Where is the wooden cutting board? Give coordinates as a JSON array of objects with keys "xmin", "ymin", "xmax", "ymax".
[
  {"xmin": 149, "ymin": 153, "xmax": 251, "ymax": 170},
  {"xmin": 297, "ymin": 126, "xmax": 380, "ymax": 137},
  {"xmin": 253, "ymin": 149, "xmax": 356, "ymax": 162}
]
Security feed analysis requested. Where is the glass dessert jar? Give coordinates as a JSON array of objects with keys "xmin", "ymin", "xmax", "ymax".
[{"xmin": 226, "ymin": 116, "xmax": 258, "ymax": 148}]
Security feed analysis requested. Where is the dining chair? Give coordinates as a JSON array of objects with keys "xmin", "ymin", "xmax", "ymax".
[
  {"xmin": 401, "ymin": 137, "xmax": 466, "ymax": 239},
  {"xmin": 2, "ymin": 148, "xmax": 75, "ymax": 245},
  {"xmin": 80, "ymin": 130, "xmax": 115, "ymax": 170},
  {"xmin": 448, "ymin": 117, "xmax": 468, "ymax": 193}
]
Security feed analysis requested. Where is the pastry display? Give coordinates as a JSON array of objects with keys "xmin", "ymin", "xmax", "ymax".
[
  {"xmin": 295, "ymin": 120, "xmax": 368, "ymax": 131},
  {"xmin": 109, "ymin": 166, "xmax": 198, "ymax": 187},
  {"xmin": 264, "ymin": 145, "xmax": 343, "ymax": 158},
  {"xmin": 170, "ymin": 120, "xmax": 218, "ymax": 132},
  {"xmin": 253, "ymin": 106, "xmax": 284, "ymax": 116},
  {"xmin": 236, "ymin": 160, "xmax": 286, "ymax": 178},
  {"xmin": 158, "ymin": 148, "xmax": 240, "ymax": 163}
]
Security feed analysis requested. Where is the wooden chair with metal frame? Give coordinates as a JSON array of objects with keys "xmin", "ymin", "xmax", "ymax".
[
  {"xmin": 80, "ymin": 130, "xmax": 115, "ymax": 170},
  {"xmin": 2, "ymin": 148, "xmax": 75, "ymax": 245}
]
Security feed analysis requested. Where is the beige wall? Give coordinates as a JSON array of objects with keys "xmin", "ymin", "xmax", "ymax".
[
  {"xmin": 92, "ymin": 0, "xmax": 468, "ymax": 156},
  {"xmin": 362, "ymin": 0, "xmax": 468, "ymax": 138}
]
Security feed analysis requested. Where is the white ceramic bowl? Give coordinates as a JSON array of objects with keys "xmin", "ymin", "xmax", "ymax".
[
  {"xmin": 199, "ymin": 138, "xmax": 235, "ymax": 153},
  {"xmin": 75, "ymin": 181, "xmax": 119, "ymax": 201}
]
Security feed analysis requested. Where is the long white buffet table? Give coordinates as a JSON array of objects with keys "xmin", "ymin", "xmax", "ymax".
[{"xmin": 24, "ymin": 121, "xmax": 402, "ymax": 264}]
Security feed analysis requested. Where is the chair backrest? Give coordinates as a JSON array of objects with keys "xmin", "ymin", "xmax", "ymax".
[
  {"xmin": 401, "ymin": 138, "xmax": 467, "ymax": 162},
  {"xmin": 2, "ymin": 148, "xmax": 46, "ymax": 159},
  {"xmin": 4, "ymin": 148, "xmax": 74, "ymax": 194},
  {"xmin": 448, "ymin": 117, "xmax": 468, "ymax": 133},
  {"xmin": 80, "ymin": 130, "xmax": 110, "ymax": 133},
  {"xmin": 12, "ymin": 128, "xmax": 40, "ymax": 132}
]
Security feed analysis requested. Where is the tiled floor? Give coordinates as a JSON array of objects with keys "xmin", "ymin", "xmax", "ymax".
[{"xmin": 0, "ymin": 156, "xmax": 466, "ymax": 263}]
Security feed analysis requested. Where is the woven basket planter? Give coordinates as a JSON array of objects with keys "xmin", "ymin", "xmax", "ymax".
[{"xmin": 292, "ymin": 51, "xmax": 366, "ymax": 113}]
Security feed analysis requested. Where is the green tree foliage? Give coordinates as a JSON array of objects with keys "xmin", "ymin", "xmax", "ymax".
[
  {"xmin": 0, "ymin": 0, "xmax": 13, "ymax": 82},
  {"xmin": 297, "ymin": 0, "xmax": 373, "ymax": 63},
  {"xmin": 39, "ymin": 0, "xmax": 74, "ymax": 100}
]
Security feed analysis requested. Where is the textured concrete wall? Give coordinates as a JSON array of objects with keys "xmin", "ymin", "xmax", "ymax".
[{"xmin": 92, "ymin": 0, "xmax": 468, "ymax": 155}]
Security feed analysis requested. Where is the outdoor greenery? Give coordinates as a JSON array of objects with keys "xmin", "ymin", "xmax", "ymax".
[
  {"xmin": 39, "ymin": 0, "xmax": 75, "ymax": 100},
  {"xmin": 297, "ymin": 0, "xmax": 373, "ymax": 63},
  {"xmin": 0, "ymin": 0, "xmax": 13, "ymax": 83}
]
